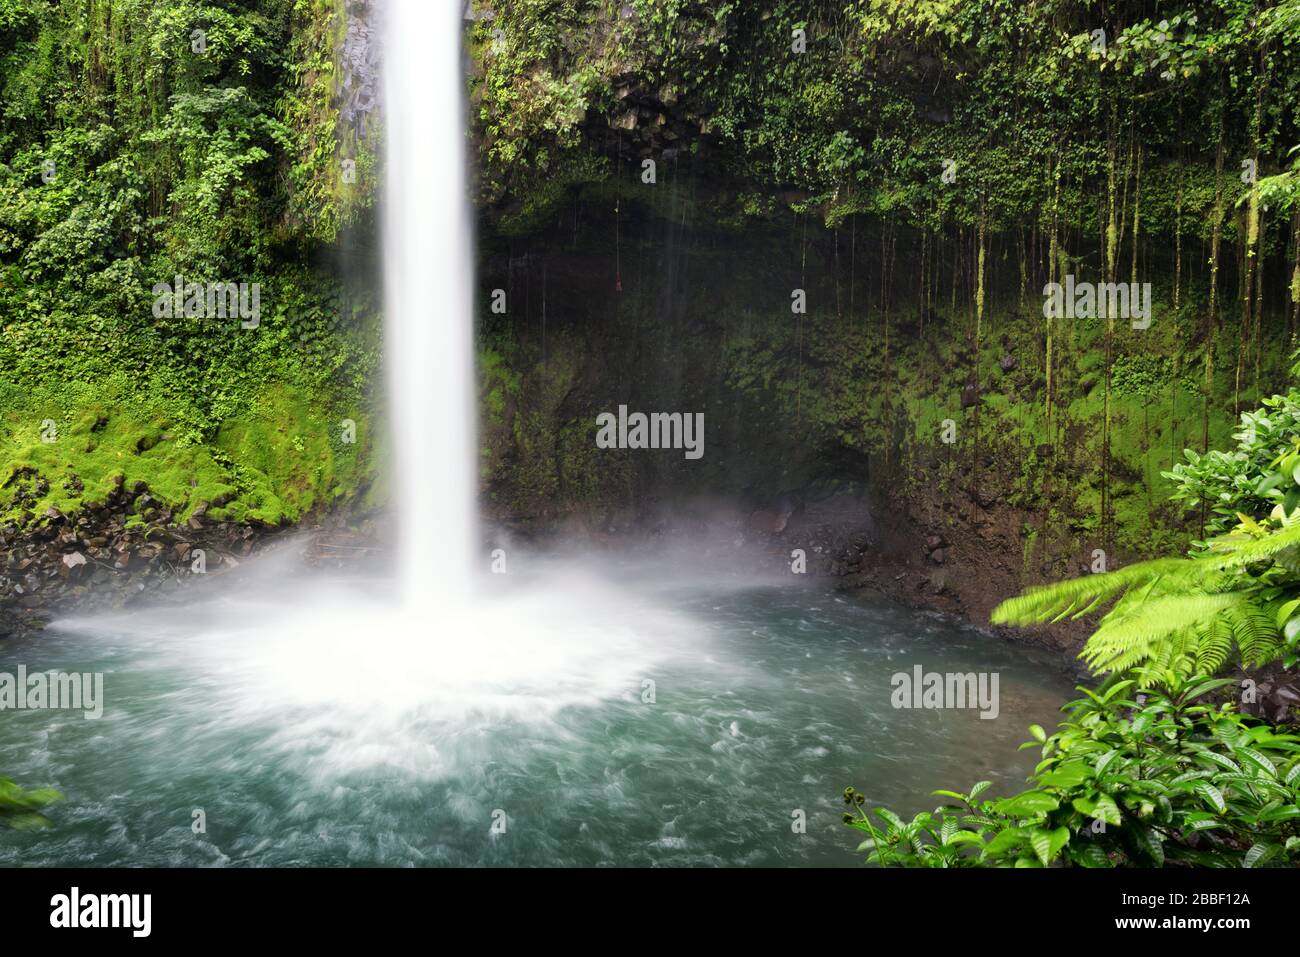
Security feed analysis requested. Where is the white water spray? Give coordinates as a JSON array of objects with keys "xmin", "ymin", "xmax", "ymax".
[{"xmin": 383, "ymin": 0, "xmax": 477, "ymax": 603}]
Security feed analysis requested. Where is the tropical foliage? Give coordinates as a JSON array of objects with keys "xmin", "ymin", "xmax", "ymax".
[
  {"xmin": 1164, "ymin": 388, "xmax": 1300, "ymax": 541},
  {"xmin": 993, "ymin": 389, "xmax": 1300, "ymax": 675},
  {"xmin": 847, "ymin": 385, "xmax": 1300, "ymax": 866},
  {"xmin": 0, "ymin": 0, "xmax": 381, "ymax": 528},
  {"xmin": 846, "ymin": 671, "xmax": 1300, "ymax": 867}
]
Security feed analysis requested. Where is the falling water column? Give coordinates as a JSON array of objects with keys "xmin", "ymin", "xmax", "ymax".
[{"xmin": 382, "ymin": 0, "xmax": 478, "ymax": 605}]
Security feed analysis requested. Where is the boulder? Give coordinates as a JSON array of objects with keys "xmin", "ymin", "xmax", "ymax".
[{"xmin": 60, "ymin": 551, "xmax": 88, "ymax": 580}]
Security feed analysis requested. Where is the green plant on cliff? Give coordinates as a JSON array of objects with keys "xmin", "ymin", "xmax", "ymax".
[
  {"xmin": 994, "ymin": 388, "xmax": 1300, "ymax": 675},
  {"xmin": 1163, "ymin": 390, "xmax": 1300, "ymax": 541}
]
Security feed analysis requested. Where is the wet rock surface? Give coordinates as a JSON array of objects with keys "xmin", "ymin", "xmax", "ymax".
[
  {"xmin": 0, "ymin": 479, "xmax": 293, "ymax": 639},
  {"xmin": 1236, "ymin": 666, "xmax": 1300, "ymax": 725}
]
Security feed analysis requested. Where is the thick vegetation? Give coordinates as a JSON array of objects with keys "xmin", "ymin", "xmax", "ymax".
[
  {"xmin": 845, "ymin": 670, "xmax": 1300, "ymax": 867},
  {"xmin": 846, "ymin": 383, "xmax": 1300, "ymax": 866},
  {"xmin": 0, "ymin": 0, "xmax": 381, "ymax": 528}
]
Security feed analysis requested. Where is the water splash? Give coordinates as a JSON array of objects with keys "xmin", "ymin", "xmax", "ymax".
[{"xmin": 44, "ymin": 3, "xmax": 695, "ymax": 757}]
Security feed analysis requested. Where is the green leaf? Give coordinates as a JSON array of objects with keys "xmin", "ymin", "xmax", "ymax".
[
  {"xmin": 1256, "ymin": 805, "xmax": 1300, "ymax": 823},
  {"xmin": 874, "ymin": 807, "xmax": 906, "ymax": 831},
  {"xmin": 1284, "ymin": 760, "xmax": 1300, "ymax": 787},
  {"xmin": 1028, "ymin": 724, "xmax": 1047, "ymax": 743},
  {"xmin": 1095, "ymin": 749, "xmax": 1122, "ymax": 777},
  {"xmin": 1243, "ymin": 843, "xmax": 1280, "ymax": 868},
  {"xmin": 983, "ymin": 827, "xmax": 1026, "ymax": 856},
  {"xmin": 1100, "ymin": 680, "xmax": 1137, "ymax": 703},
  {"xmin": 1276, "ymin": 598, "xmax": 1300, "ymax": 630},
  {"xmin": 4, "ymin": 812, "xmax": 53, "ymax": 830},
  {"xmin": 1134, "ymin": 825, "xmax": 1166, "ymax": 866},
  {"xmin": 1084, "ymin": 792, "xmax": 1122, "ymax": 825},
  {"xmin": 932, "ymin": 789, "xmax": 969, "ymax": 803},
  {"xmin": 1191, "ymin": 750, "xmax": 1241, "ymax": 775},
  {"xmin": 1194, "ymin": 781, "xmax": 1226, "ymax": 814},
  {"xmin": 1028, "ymin": 825, "xmax": 1070, "ymax": 866},
  {"xmin": 1238, "ymin": 747, "xmax": 1277, "ymax": 778},
  {"xmin": 1072, "ymin": 842, "xmax": 1113, "ymax": 868},
  {"xmin": 1037, "ymin": 761, "xmax": 1092, "ymax": 788},
  {"xmin": 992, "ymin": 791, "xmax": 1060, "ymax": 817},
  {"xmin": 1182, "ymin": 678, "xmax": 1237, "ymax": 701}
]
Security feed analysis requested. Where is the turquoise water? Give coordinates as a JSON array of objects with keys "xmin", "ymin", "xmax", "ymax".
[{"xmin": 0, "ymin": 560, "xmax": 1076, "ymax": 867}]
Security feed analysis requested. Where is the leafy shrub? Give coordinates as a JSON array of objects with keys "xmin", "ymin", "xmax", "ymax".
[
  {"xmin": 1163, "ymin": 391, "xmax": 1300, "ymax": 540},
  {"xmin": 993, "ymin": 390, "xmax": 1300, "ymax": 676},
  {"xmin": 845, "ymin": 671, "xmax": 1300, "ymax": 867}
]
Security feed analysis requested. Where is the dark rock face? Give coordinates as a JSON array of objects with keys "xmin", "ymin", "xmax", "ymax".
[
  {"xmin": 1238, "ymin": 667, "xmax": 1300, "ymax": 725},
  {"xmin": 746, "ymin": 508, "xmax": 790, "ymax": 534},
  {"xmin": 340, "ymin": 0, "xmax": 381, "ymax": 132},
  {"xmin": 747, "ymin": 495, "xmax": 802, "ymax": 535}
]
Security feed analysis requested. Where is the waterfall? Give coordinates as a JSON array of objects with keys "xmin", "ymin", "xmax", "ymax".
[
  {"xmin": 382, "ymin": 0, "xmax": 478, "ymax": 604},
  {"xmin": 37, "ymin": 0, "xmax": 713, "ymax": 826}
]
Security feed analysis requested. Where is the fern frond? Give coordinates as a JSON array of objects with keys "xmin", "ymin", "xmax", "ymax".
[
  {"xmin": 1080, "ymin": 594, "xmax": 1240, "ymax": 673},
  {"xmin": 1155, "ymin": 628, "xmax": 1201, "ymax": 674},
  {"xmin": 1195, "ymin": 616, "xmax": 1234, "ymax": 673},
  {"xmin": 994, "ymin": 522, "xmax": 1295, "ymax": 675},
  {"xmin": 1209, "ymin": 521, "xmax": 1300, "ymax": 568},
  {"xmin": 991, "ymin": 558, "xmax": 1194, "ymax": 626},
  {"xmin": 1224, "ymin": 604, "xmax": 1282, "ymax": 668}
]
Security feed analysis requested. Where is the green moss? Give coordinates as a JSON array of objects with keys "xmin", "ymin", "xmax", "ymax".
[{"xmin": 0, "ymin": 376, "xmax": 373, "ymax": 527}]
